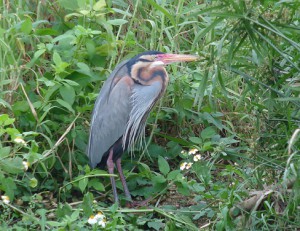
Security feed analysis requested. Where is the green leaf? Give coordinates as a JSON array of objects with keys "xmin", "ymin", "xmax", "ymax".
[
  {"xmin": 192, "ymin": 162, "xmax": 211, "ymax": 185},
  {"xmin": 0, "ymin": 176, "xmax": 17, "ymax": 200},
  {"xmin": 56, "ymin": 99, "xmax": 75, "ymax": 114},
  {"xmin": 21, "ymin": 18, "xmax": 32, "ymax": 34},
  {"xmin": 35, "ymin": 28, "xmax": 59, "ymax": 36},
  {"xmin": 152, "ymin": 174, "xmax": 167, "ymax": 184},
  {"xmin": 201, "ymin": 127, "xmax": 216, "ymax": 140},
  {"xmin": 88, "ymin": 178, "xmax": 105, "ymax": 191},
  {"xmin": 93, "ymin": 0, "xmax": 106, "ymax": 11},
  {"xmin": 0, "ymin": 99, "xmax": 12, "ymax": 110},
  {"xmin": 82, "ymin": 192, "xmax": 94, "ymax": 217},
  {"xmin": 189, "ymin": 137, "xmax": 202, "ymax": 144},
  {"xmin": 56, "ymin": 203, "xmax": 72, "ymax": 219},
  {"xmin": 59, "ymin": 0, "xmax": 79, "ymax": 10},
  {"xmin": 78, "ymin": 177, "xmax": 88, "ymax": 193},
  {"xmin": 158, "ymin": 156, "xmax": 170, "ymax": 176},
  {"xmin": 176, "ymin": 181, "xmax": 190, "ymax": 196},
  {"xmin": 59, "ymin": 85, "xmax": 75, "ymax": 106},
  {"xmin": 53, "ymin": 51, "xmax": 62, "ymax": 65},
  {"xmin": 0, "ymin": 158, "xmax": 23, "ymax": 174},
  {"xmin": 0, "ymin": 114, "xmax": 15, "ymax": 126},
  {"xmin": 148, "ymin": 220, "xmax": 164, "ymax": 231},
  {"xmin": 29, "ymin": 178, "xmax": 38, "ymax": 188},
  {"xmin": 167, "ymin": 170, "xmax": 181, "ymax": 180},
  {"xmin": 0, "ymin": 147, "xmax": 10, "ymax": 158},
  {"xmin": 76, "ymin": 62, "xmax": 92, "ymax": 76},
  {"xmin": 107, "ymin": 19, "xmax": 128, "ymax": 26},
  {"xmin": 12, "ymin": 101, "xmax": 30, "ymax": 115}
]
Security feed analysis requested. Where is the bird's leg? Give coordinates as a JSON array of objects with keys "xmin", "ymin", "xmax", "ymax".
[
  {"xmin": 107, "ymin": 148, "xmax": 118, "ymax": 204},
  {"xmin": 116, "ymin": 158, "xmax": 132, "ymax": 203},
  {"xmin": 116, "ymin": 158, "xmax": 152, "ymax": 208}
]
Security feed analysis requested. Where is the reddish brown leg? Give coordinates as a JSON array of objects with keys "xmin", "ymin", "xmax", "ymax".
[
  {"xmin": 106, "ymin": 148, "xmax": 118, "ymax": 204},
  {"xmin": 116, "ymin": 158, "xmax": 132, "ymax": 203},
  {"xmin": 116, "ymin": 158, "xmax": 152, "ymax": 208}
]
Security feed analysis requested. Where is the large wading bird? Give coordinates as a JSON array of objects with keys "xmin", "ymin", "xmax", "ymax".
[{"xmin": 87, "ymin": 51, "xmax": 198, "ymax": 206}]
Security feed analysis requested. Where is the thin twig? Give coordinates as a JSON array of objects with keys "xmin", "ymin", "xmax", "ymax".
[{"xmin": 33, "ymin": 113, "xmax": 80, "ymax": 164}]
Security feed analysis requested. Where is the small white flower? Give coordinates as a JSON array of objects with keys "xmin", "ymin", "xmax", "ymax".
[
  {"xmin": 22, "ymin": 161, "xmax": 29, "ymax": 171},
  {"xmin": 186, "ymin": 162, "xmax": 193, "ymax": 169},
  {"xmin": 180, "ymin": 162, "xmax": 187, "ymax": 170},
  {"xmin": 88, "ymin": 215, "xmax": 97, "ymax": 225},
  {"xmin": 14, "ymin": 137, "xmax": 26, "ymax": 145},
  {"xmin": 188, "ymin": 148, "xmax": 198, "ymax": 155},
  {"xmin": 181, "ymin": 150, "xmax": 185, "ymax": 154},
  {"xmin": 98, "ymin": 218, "xmax": 106, "ymax": 228},
  {"xmin": 1, "ymin": 195, "xmax": 10, "ymax": 204},
  {"xmin": 95, "ymin": 211, "xmax": 105, "ymax": 220},
  {"xmin": 193, "ymin": 154, "xmax": 202, "ymax": 162}
]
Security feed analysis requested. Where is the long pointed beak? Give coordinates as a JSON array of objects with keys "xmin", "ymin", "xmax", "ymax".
[{"xmin": 157, "ymin": 53, "xmax": 199, "ymax": 64}]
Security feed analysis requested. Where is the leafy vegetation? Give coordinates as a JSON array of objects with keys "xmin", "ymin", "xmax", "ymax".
[{"xmin": 1, "ymin": 0, "xmax": 300, "ymax": 230}]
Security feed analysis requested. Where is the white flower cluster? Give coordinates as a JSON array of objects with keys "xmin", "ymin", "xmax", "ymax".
[
  {"xmin": 1, "ymin": 195, "xmax": 10, "ymax": 204},
  {"xmin": 180, "ymin": 162, "xmax": 193, "ymax": 170},
  {"xmin": 23, "ymin": 161, "xmax": 29, "ymax": 171},
  {"xmin": 14, "ymin": 137, "xmax": 27, "ymax": 146},
  {"xmin": 180, "ymin": 148, "xmax": 202, "ymax": 171},
  {"xmin": 88, "ymin": 211, "xmax": 106, "ymax": 228}
]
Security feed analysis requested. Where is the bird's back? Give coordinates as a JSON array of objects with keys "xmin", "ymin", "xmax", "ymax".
[{"xmin": 87, "ymin": 60, "xmax": 133, "ymax": 168}]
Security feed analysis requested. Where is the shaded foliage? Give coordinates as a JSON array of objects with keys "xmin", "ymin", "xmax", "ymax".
[{"xmin": 0, "ymin": 0, "xmax": 299, "ymax": 230}]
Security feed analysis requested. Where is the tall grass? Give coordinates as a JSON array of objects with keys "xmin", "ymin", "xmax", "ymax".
[{"xmin": 0, "ymin": 0, "xmax": 299, "ymax": 230}]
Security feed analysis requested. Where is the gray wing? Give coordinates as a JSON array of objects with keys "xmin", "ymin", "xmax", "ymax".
[{"xmin": 87, "ymin": 59, "xmax": 132, "ymax": 168}]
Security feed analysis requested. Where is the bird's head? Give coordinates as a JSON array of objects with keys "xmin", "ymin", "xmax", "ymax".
[{"xmin": 128, "ymin": 51, "xmax": 198, "ymax": 85}]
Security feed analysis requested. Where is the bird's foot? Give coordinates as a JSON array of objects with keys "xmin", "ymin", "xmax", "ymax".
[{"xmin": 126, "ymin": 197, "xmax": 152, "ymax": 208}]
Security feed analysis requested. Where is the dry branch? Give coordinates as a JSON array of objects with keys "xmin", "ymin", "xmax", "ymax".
[{"xmin": 229, "ymin": 177, "xmax": 296, "ymax": 218}]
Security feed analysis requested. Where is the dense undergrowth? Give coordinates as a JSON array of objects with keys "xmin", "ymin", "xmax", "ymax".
[{"xmin": 1, "ymin": 0, "xmax": 300, "ymax": 230}]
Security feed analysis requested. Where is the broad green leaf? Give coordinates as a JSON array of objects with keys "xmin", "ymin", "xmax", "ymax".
[
  {"xmin": 62, "ymin": 79, "xmax": 80, "ymax": 86},
  {"xmin": 12, "ymin": 101, "xmax": 30, "ymax": 114},
  {"xmin": 35, "ymin": 28, "xmax": 59, "ymax": 36},
  {"xmin": 192, "ymin": 162, "xmax": 211, "ymax": 185},
  {"xmin": 56, "ymin": 99, "xmax": 75, "ymax": 114},
  {"xmin": 152, "ymin": 174, "xmax": 166, "ymax": 184},
  {"xmin": 158, "ymin": 156, "xmax": 170, "ymax": 176},
  {"xmin": 21, "ymin": 18, "xmax": 32, "ymax": 34},
  {"xmin": 167, "ymin": 170, "xmax": 180, "ymax": 180},
  {"xmin": 78, "ymin": 177, "xmax": 88, "ymax": 193},
  {"xmin": 147, "ymin": 221, "xmax": 164, "ymax": 231},
  {"xmin": 59, "ymin": 0, "xmax": 79, "ymax": 10},
  {"xmin": 0, "ymin": 114, "xmax": 15, "ymax": 126},
  {"xmin": 0, "ymin": 177, "xmax": 17, "ymax": 200},
  {"xmin": 76, "ymin": 62, "xmax": 91, "ymax": 76},
  {"xmin": 82, "ymin": 192, "xmax": 94, "ymax": 217},
  {"xmin": 0, "ymin": 147, "xmax": 10, "ymax": 158},
  {"xmin": 55, "ymin": 203, "xmax": 72, "ymax": 219},
  {"xmin": 93, "ymin": 0, "xmax": 106, "ymax": 11},
  {"xmin": 88, "ymin": 178, "xmax": 105, "ymax": 191},
  {"xmin": 201, "ymin": 127, "xmax": 216, "ymax": 140},
  {"xmin": 189, "ymin": 137, "xmax": 202, "ymax": 144},
  {"xmin": 59, "ymin": 85, "xmax": 75, "ymax": 106},
  {"xmin": 5, "ymin": 128, "xmax": 21, "ymax": 139},
  {"xmin": 53, "ymin": 51, "xmax": 62, "ymax": 65},
  {"xmin": 176, "ymin": 181, "xmax": 190, "ymax": 196},
  {"xmin": 0, "ymin": 157, "xmax": 23, "ymax": 174}
]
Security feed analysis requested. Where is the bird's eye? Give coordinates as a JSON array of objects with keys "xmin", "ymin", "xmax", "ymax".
[{"xmin": 133, "ymin": 78, "xmax": 142, "ymax": 85}]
